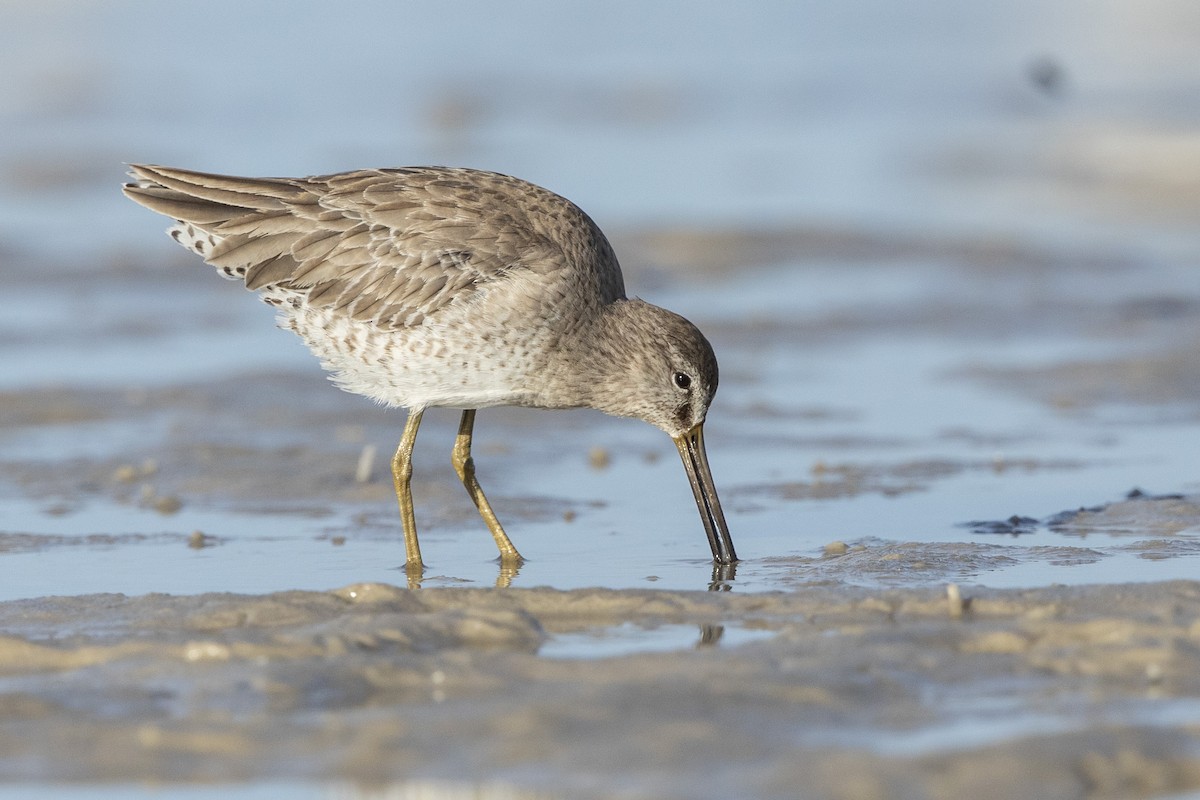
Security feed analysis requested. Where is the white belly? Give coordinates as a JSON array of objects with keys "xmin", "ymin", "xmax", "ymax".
[{"xmin": 263, "ymin": 287, "xmax": 555, "ymax": 411}]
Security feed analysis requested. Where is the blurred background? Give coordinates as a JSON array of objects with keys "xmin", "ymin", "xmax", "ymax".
[{"xmin": 4, "ymin": 0, "xmax": 1200, "ymax": 258}]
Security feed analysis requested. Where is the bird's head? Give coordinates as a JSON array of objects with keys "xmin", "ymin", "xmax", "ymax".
[{"xmin": 583, "ymin": 299, "xmax": 736, "ymax": 564}]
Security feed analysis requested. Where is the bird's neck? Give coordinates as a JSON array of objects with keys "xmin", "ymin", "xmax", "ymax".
[{"xmin": 537, "ymin": 299, "xmax": 649, "ymax": 414}]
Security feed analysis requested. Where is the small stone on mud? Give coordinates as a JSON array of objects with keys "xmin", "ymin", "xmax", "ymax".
[
  {"xmin": 114, "ymin": 460, "xmax": 157, "ymax": 483},
  {"xmin": 113, "ymin": 464, "xmax": 139, "ymax": 483},
  {"xmin": 947, "ymin": 583, "xmax": 967, "ymax": 617},
  {"xmin": 823, "ymin": 541, "xmax": 848, "ymax": 557},
  {"xmin": 153, "ymin": 495, "xmax": 182, "ymax": 515},
  {"xmin": 588, "ymin": 447, "xmax": 611, "ymax": 470},
  {"xmin": 136, "ymin": 481, "xmax": 181, "ymax": 514},
  {"xmin": 354, "ymin": 444, "xmax": 376, "ymax": 483}
]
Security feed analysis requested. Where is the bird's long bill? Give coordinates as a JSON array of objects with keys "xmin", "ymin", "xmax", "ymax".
[{"xmin": 673, "ymin": 424, "xmax": 738, "ymax": 564}]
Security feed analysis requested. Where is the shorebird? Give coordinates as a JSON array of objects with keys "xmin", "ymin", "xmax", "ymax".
[{"xmin": 123, "ymin": 165, "xmax": 737, "ymax": 571}]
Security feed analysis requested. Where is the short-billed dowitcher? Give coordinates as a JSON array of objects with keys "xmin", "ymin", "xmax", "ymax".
[{"xmin": 123, "ymin": 165, "xmax": 737, "ymax": 570}]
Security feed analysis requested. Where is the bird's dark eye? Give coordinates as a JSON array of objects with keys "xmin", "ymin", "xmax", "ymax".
[{"xmin": 673, "ymin": 371, "xmax": 692, "ymax": 390}]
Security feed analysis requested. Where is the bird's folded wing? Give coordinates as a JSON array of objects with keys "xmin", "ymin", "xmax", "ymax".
[{"xmin": 123, "ymin": 164, "xmax": 565, "ymax": 329}]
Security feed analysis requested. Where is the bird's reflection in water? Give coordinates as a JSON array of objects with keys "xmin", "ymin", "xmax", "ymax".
[
  {"xmin": 698, "ymin": 560, "xmax": 738, "ymax": 647},
  {"xmin": 399, "ymin": 557, "xmax": 524, "ymax": 589},
  {"xmin": 495, "ymin": 558, "xmax": 522, "ymax": 589},
  {"xmin": 709, "ymin": 561, "xmax": 736, "ymax": 591}
]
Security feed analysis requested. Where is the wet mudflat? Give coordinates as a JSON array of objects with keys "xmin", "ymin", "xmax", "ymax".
[{"xmin": 1, "ymin": 581, "xmax": 1200, "ymax": 800}]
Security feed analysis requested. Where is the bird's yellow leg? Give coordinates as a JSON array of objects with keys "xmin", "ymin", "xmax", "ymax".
[
  {"xmin": 452, "ymin": 409, "xmax": 524, "ymax": 564},
  {"xmin": 392, "ymin": 409, "xmax": 425, "ymax": 578}
]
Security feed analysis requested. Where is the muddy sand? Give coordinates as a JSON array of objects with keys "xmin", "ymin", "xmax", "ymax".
[{"xmin": 0, "ymin": 580, "xmax": 1196, "ymax": 800}]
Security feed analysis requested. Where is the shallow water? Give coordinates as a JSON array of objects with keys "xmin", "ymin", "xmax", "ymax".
[{"xmin": 3, "ymin": 255, "xmax": 1197, "ymax": 599}]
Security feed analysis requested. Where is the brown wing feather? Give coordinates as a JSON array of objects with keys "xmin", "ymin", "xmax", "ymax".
[{"xmin": 122, "ymin": 164, "xmax": 601, "ymax": 330}]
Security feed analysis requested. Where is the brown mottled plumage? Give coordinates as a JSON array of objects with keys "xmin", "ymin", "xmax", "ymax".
[{"xmin": 123, "ymin": 165, "xmax": 736, "ymax": 574}]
